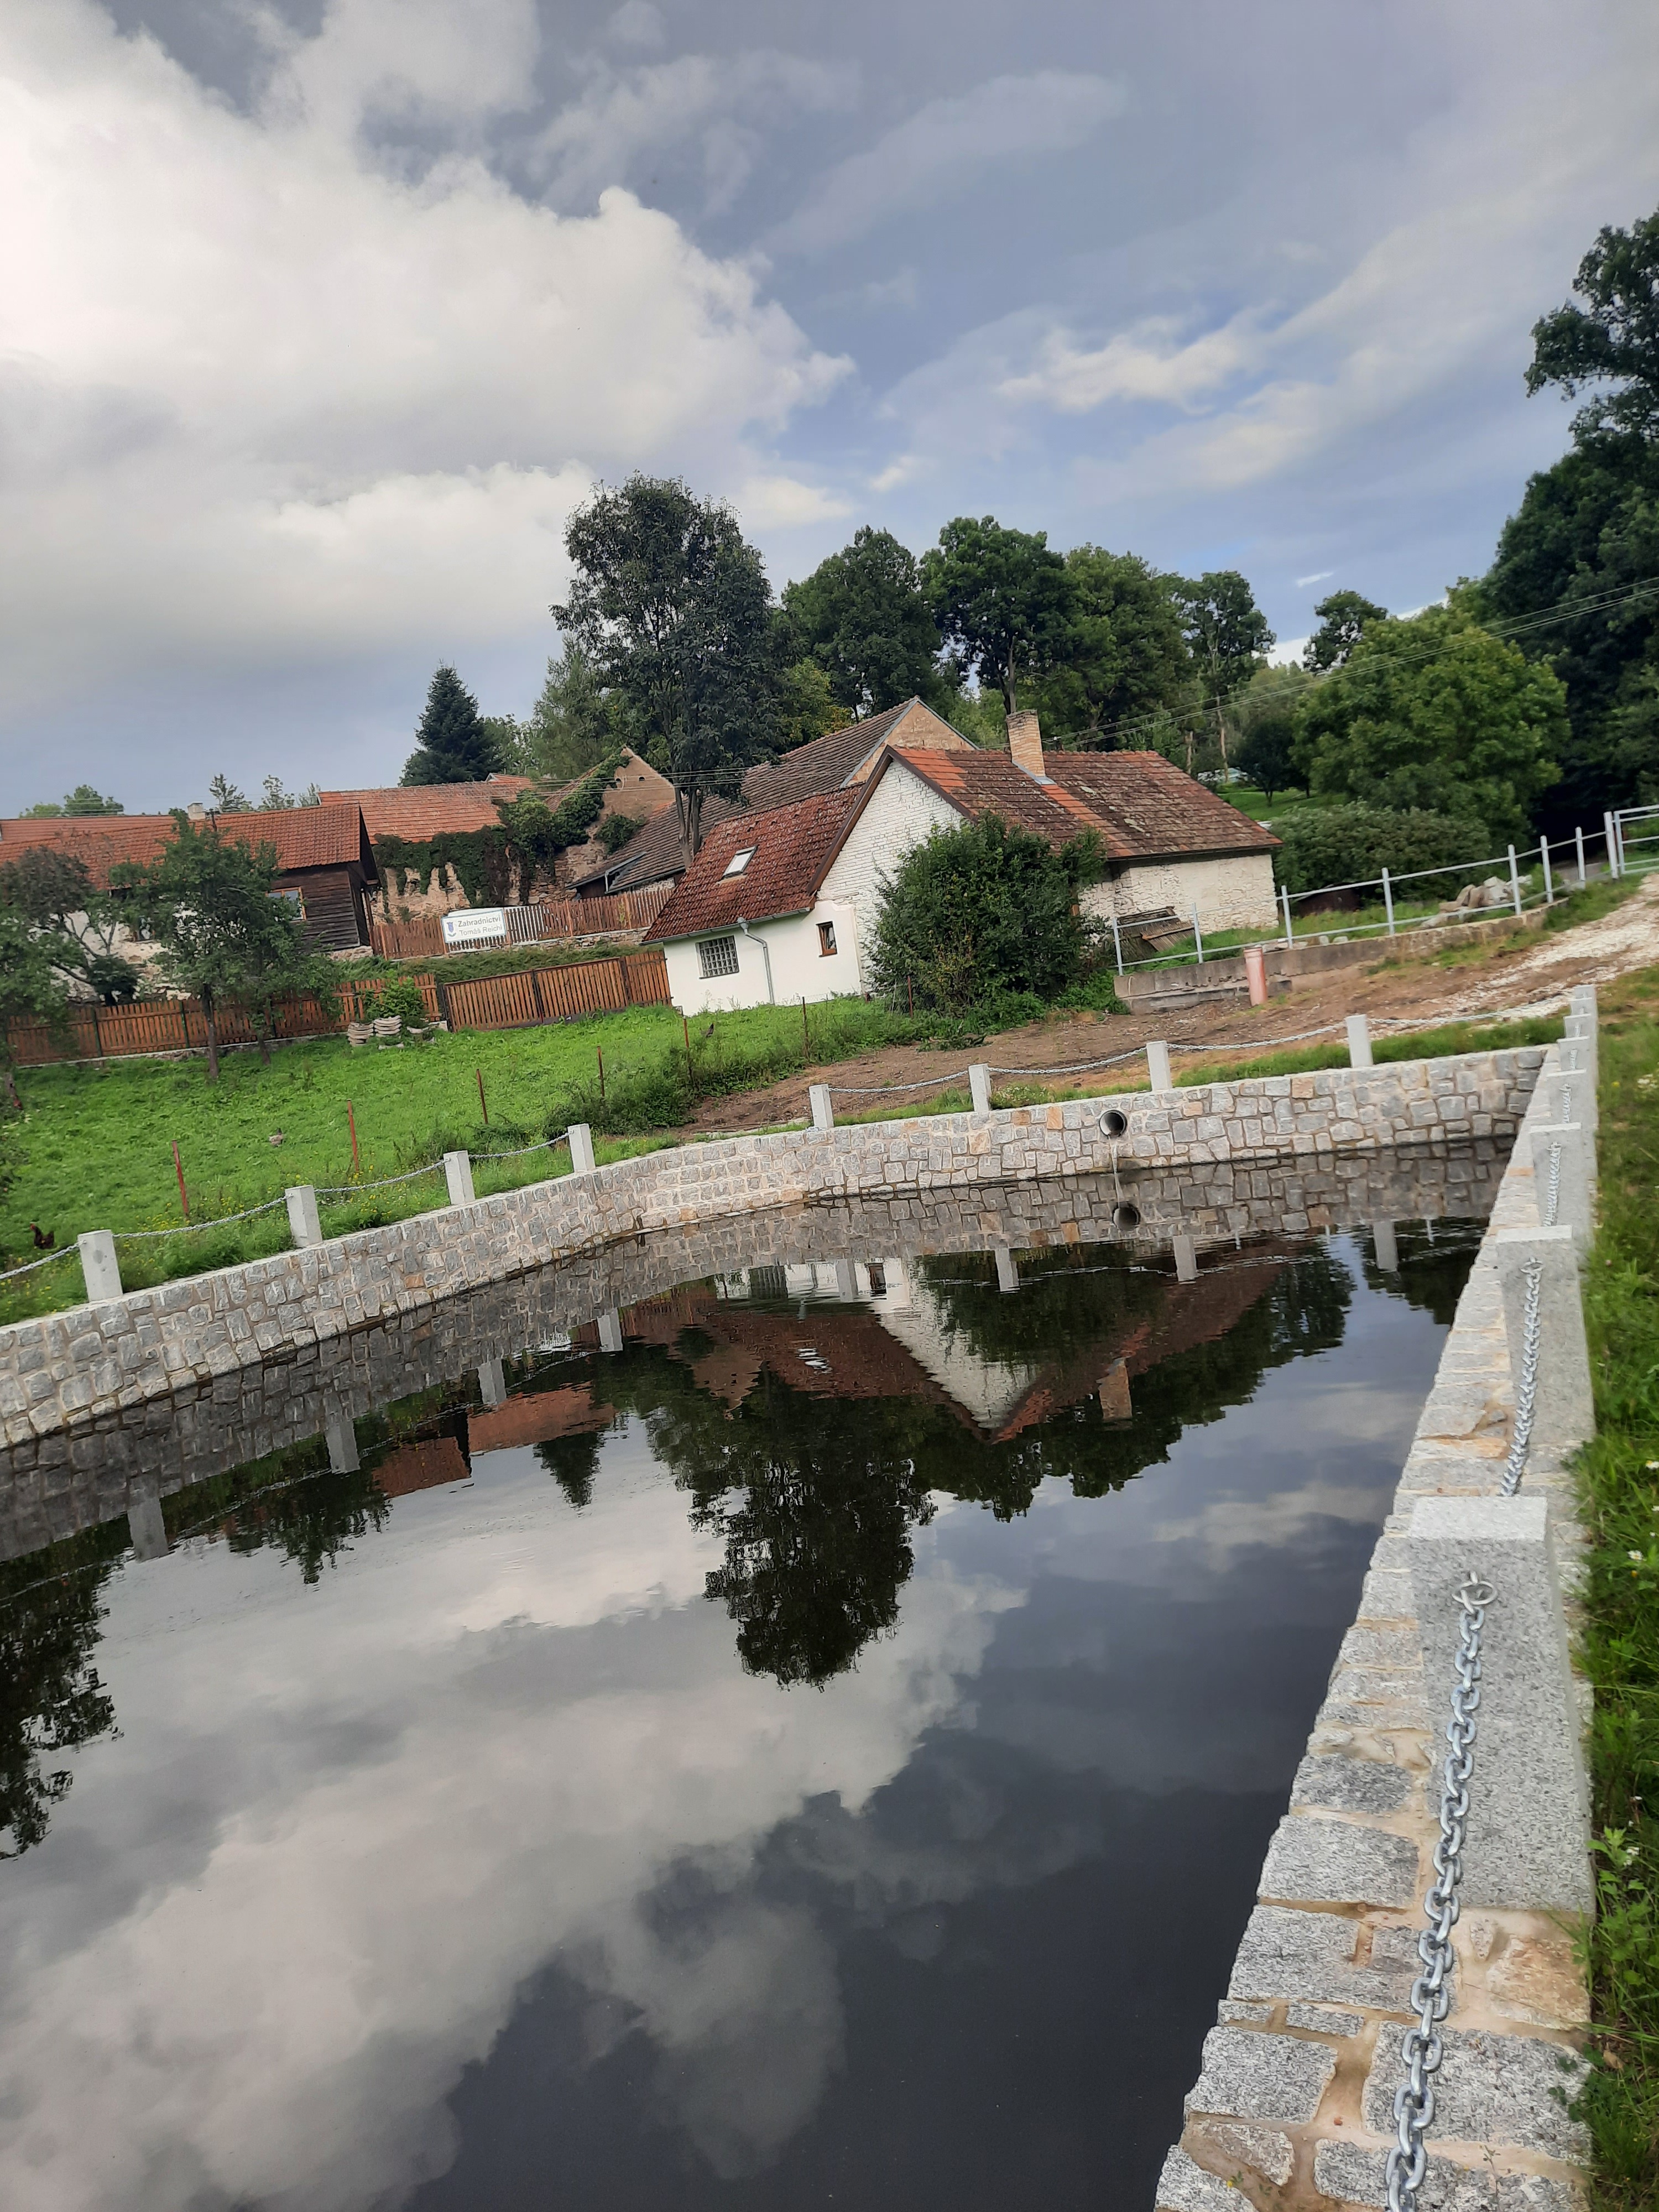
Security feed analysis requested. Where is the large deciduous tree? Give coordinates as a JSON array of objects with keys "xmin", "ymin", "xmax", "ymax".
[
  {"xmin": 1172, "ymin": 571, "xmax": 1274, "ymax": 776},
  {"xmin": 401, "ymin": 666, "xmax": 504, "ymax": 787},
  {"xmin": 1303, "ymin": 589, "xmax": 1389, "ymax": 672},
  {"xmin": 921, "ymin": 517, "xmax": 1072, "ymax": 718},
  {"xmin": 1526, "ymin": 207, "xmax": 1659, "ymax": 444},
  {"xmin": 554, "ymin": 476, "xmax": 779, "ymax": 854},
  {"xmin": 1293, "ymin": 604, "xmax": 1565, "ymax": 843},
  {"xmin": 780, "ymin": 526, "xmax": 941, "ymax": 716},
  {"xmin": 1032, "ymin": 547, "xmax": 1193, "ymax": 745},
  {"xmin": 0, "ymin": 848, "xmax": 139, "ymax": 1007}
]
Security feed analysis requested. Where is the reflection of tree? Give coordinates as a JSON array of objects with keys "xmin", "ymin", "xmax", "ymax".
[
  {"xmin": 175, "ymin": 1437, "xmax": 392, "ymax": 1585},
  {"xmin": 0, "ymin": 1524, "xmax": 125, "ymax": 1858},
  {"xmin": 1359, "ymin": 1220, "xmax": 1486, "ymax": 1327},
  {"xmin": 914, "ymin": 1246, "xmax": 1164, "ymax": 1371},
  {"xmin": 534, "ymin": 1432, "xmax": 602, "ymax": 1510}
]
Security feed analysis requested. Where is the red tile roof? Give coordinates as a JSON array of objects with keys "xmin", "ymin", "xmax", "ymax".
[
  {"xmin": 643, "ymin": 789, "xmax": 867, "ymax": 942},
  {"xmin": 571, "ymin": 794, "xmax": 743, "ymax": 895},
  {"xmin": 0, "ymin": 804, "xmax": 375, "ymax": 886},
  {"xmin": 891, "ymin": 749, "xmax": 1099, "ymax": 850},
  {"xmin": 317, "ymin": 777, "xmax": 539, "ymax": 841},
  {"xmin": 1040, "ymin": 752, "xmax": 1279, "ymax": 859}
]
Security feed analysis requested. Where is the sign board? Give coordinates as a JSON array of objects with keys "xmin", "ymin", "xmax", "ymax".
[{"xmin": 441, "ymin": 907, "xmax": 508, "ymax": 947}]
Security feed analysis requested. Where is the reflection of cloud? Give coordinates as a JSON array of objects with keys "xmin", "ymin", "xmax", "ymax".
[{"xmin": 0, "ymin": 1447, "xmax": 1018, "ymax": 2209}]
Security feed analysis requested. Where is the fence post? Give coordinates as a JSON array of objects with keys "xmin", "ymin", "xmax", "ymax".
[
  {"xmin": 77, "ymin": 1230, "xmax": 122, "ymax": 1302},
  {"xmin": 597, "ymin": 1309, "xmax": 624, "ymax": 1354},
  {"xmin": 1146, "ymin": 1039, "xmax": 1172, "ymax": 1093},
  {"xmin": 1575, "ymin": 823, "xmax": 1587, "ymax": 886},
  {"xmin": 1172, "ymin": 1232, "xmax": 1198, "ymax": 1284},
  {"xmin": 1280, "ymin": 882, "xmax": 1293, "ymax": 947},
  {"xmin": 1191, "ymin": 903, "xmax": 1204, "ymax": 965},
  {"xmin": 1494, "ymin": 1225, "xmax": 1594, "ymax": 1462},
  {"xmin": 477, "ymin": 1358, "xmax": 507, "ymax": 1406},
  {"xmin": 1506, "ymin": 843, "xmax": 1523, "ymax": 916},
  {"xmin": 1604, "ymin": 810, "xmax": 1619, "ymax": 877},
  {"xmin": 993, "ymin": 1244, "xmax": 1019, "ymax": 1294},
  {"xmin": 968, "ymin": 1063, "xmax": 993, "ymax": 1115},
  {"xmin": 1110, "ymin": 909, "xmax": 1123, "ymax": 974},
  {"xmin": 1540, "ymin": 835, "xmax": 1553, "ymax": 905},
  {"xmin": 567, "ymin": 1123, "xmax": 597, "ymax": 1175},
  {"xmin": 1381, "ymin": 866, "xmax": 1395, "ymax": 936},
  {"xmin": 325, "ymin": 1418, "xmax": 359, "ymax": 1474},
  {"xmin": 1372, "ymin": 1219, "xmax": 1399, "ymax": 1271},
  {"xmin": 1532, "ymin": 1121, "xmax": 1590, "ymax": 1246},
  {"xmin": 1243, "ymin": 943, "xmax": 1268, "ymax": 1005},
  {"xmin": 808, "ymin": 1084, "xmax": 834, "ymax": 1133},
  {"xmin": 285, "ymin": 1185, "xmax": 323, "ymax": 1249},
  {"xmin": 1345, "ymin": 1013, "xmax": 1373, "ymax": 1068},
  {"xmin": 443, "ymin": 1151, "xmax": 476, "ymax": 1207}
]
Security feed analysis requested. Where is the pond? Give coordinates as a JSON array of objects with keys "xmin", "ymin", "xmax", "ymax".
[{"xmin": 0, "ymin": 1159, "xmax": 1494, "ymax": 2211}]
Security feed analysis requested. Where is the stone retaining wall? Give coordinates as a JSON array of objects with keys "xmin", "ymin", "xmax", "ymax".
[
  {"xmin": 1155, "ymin": 1044, "xmax": 1591, "ymax": 2212},
  {"xmin": 0, "ymin": 1044, "xmax": 1543, "ymax": 1460}
]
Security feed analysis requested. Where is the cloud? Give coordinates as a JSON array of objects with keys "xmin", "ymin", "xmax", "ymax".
[
  {"xmin": 772, "ymin": 71, "xmax": 1126, "ymax": 254},
  {"xmin": 608, "ymin": 1, "xmax": 665, "ymax": 51},
  {"xmin": 0, "ymin": 0, "xmax": 849, "ymax": 709},
  {"xmin": 734, "ymin": 473, "xmax": 853, "ymax": 529},
  {"xmin": 1295, "ymin": 570, "xmax": 1334, "ymax": 588},
  {"xmin": 998, "ymin": 307, "xmax": 1263, "ymax": 413}
]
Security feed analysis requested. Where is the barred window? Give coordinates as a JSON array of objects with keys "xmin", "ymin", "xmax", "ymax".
[{"xmin": 697, "ymin": 935, "xmax": 740, "ymax": 979}]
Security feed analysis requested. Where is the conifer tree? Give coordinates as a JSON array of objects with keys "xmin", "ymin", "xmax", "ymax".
[{"xmin": 400, "ymin": 666, "xmax": 502, "ymax": 786}]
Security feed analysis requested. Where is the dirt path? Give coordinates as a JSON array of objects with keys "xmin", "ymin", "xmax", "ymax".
[{"xmin": 685, "ymin": 879, "xmax": 1659, "ymax": 1135}]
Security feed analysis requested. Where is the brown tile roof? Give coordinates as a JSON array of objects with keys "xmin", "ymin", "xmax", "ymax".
[
  {"xmin": 0, "ymin": 803, "xmax": 375, "ymax": 886},
  {"xmin": 468, "ymin": 1384, "xmax": 614, "ymax": 1455},
  {"xmin": 643, "ymin": 789, "xmax": 867, "ymax": 942},
  {"xmin": 892, "ymin": 748, "xmax": 1098, "ymax": 850},
  {"xmin": 1040, "ymin": 752, "xmax": 1280, "ymax": 860},
  {"xmin": 570, "ymin": 794, "xmax": 743, "ymax": 895},
  {"xmin": 740, "ymin": 704, "xmax": 908, "ymax": 810},
  {"xmin": 316, "ymin": 777, "xmax": 539, "ymax": 841},
  {"xmin": 371, "ymin": 1435, "xmax": 469, "ymax": 1499}
]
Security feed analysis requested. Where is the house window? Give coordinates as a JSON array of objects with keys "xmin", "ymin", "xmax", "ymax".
[
  {"xmin": 722, "ymin": 847, "xmax": 757, "ymax": 878},
  {"xmin": 698, "ymin": 935, "xmax": 740, "ymax": 979},
  {"xmin": 817, "ymin": 920, "xmax": 837, "ymax": 957}
]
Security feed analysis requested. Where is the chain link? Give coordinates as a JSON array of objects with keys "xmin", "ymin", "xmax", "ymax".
[
  {"xmin": 1500, "ymin": 1256, "xmax": 1543, "ymax": 1498},
  {"xmin": 1543, "ymin": 1140, "xmax": 1563, "ymax": 1229},
  {"xmin": 1384, "ymin": 1569, "xmax": 1495, "ymax": 2212}
]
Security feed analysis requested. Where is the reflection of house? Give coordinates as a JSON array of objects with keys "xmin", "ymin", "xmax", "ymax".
[
  {"xmin": 468, "ymin": 1385, "xmax": 615, "ymax": 1455},
  {"xmin": 643, "ymin": 720, "xmax": 1280, "ymax": 1014},
  {"xmin": 0, "ymin": 803, "xmax": 380, "ymax": 952},
  {"xmin": 371, "ymin": 1435, "xmax": 470, "ymax": 1498}
]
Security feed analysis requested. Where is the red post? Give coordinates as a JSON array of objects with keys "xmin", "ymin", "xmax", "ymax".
[
  {"xmin": 347, "ymin": 1102, "xmax": 359, "ymax": 1177},
  {"xmin": 1244, "ymin": 943, "xmax": 1269, "ymax": 1006},
  {"xmin": 172, "ymin": 1140, "xmax": 189, "ymax": 1222},
  {"xmin": 476, "ymin": 1067, "xmax": 488, "ymax": 1125},
  {"xmin": 597, "ymin": 1045, "xmax": 606, "ymax": 1103}
]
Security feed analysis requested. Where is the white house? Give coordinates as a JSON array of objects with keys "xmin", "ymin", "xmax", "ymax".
[{"xmin": 644, "ymin": 719, "xmax": 1280, "ymax": 1011}]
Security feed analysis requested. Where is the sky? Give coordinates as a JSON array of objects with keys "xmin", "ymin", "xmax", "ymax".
[{"xmin": 2, "ymin": 0, "xmax": 1657, "ymax": 811}]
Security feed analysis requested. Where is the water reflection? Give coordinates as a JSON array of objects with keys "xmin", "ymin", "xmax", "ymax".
[{"xmin": 0, "ymin": 1200, "xmax": 1486, "ymax": 2211}]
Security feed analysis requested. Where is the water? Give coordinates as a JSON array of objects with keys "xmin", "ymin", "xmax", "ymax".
[{"xmin": 0, "ymin": 1171, "xmax": 1489, "ymax": 2212}]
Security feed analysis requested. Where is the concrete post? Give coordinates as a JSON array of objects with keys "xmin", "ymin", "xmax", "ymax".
[
  {"xmin": 285, "ymin": 1185, "xmax": 322, "ymax": 1249},
  {"xmin": 1372, "ymin": 1219, "xmax": 1399, "ymax": 1272},
  {"xmin": 325, "ymin": 1418, "xmax": 359, "ymax": 1474},
  {"xmin": 1569, "ymin": 984, "xmax": 1597, "ymax": 1019},
  {"xmin": 568, "ymin": 1123, "xmax": 597, "ymax": 1175},
  {"xmin": 1559, "ymin": 1039, "xmax": 1598, "ymax": 1135},
  {"xmin": 127, "ymin": 1489, "xmax": 170, "ymax": 1561},
  {"xmin": 968, "ymin": 1063, "xmax": 992, "ymax": 1115},
  {"xmin": 1531, "ymin": 1121, "xmax": 1590, "ymax": 1243},
  {"xmin": 1408, "ymin": 1493, "xmax": 1592, "ymax": 1914},
  {"xmin": 808, "ymin": 1084, "xmax": 834, "ymax": 1133},
  {"xmin": 1172, "ymin": 1233, "xmax": 1198, "ymax": 1284},
  {"xmin": 597, "ymin": 1308, "xmax": 624, "ymax": 1354},
  {"xmin": 1243, "ymin": 943, "xmax": 1268, "ymax": 1005},
  {"xmin": 77, "ymin": 1230, "xmax": 122, "ymax": 1302},
  {"xmin": 1146, "ymin": 1039, "xmax": 1172, "ymax": 1093},
  {"xmin": 1098, "ymin": 1358, "xmax": 1132, "ymax": 1422},
  {"xmin": 1345, "ymin": 1013, "xmax": 1373, "ymax": 1069},
  {"xmin": 833, "ymin": 1258, "xmax": 857, "ymax": 1301},
  {"xmin": 993, "ymin": 1244, "xmax": 1019, "ymax": 1295},
  {"xmin": 1493, "ymin": 1225, "xmax": 1594, "ymax": 1463},
  {"xmin": 477, "ymin": 1358, "xmax": 507, "ymax": 1406},
  {"xmin": 444, "ymin": 1150, "xmax": 476, "ymax": 1207}
]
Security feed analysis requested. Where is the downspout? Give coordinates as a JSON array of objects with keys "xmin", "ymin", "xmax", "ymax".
[{"xmin": 737, "ymin": 918, "xmax": 775, "ymax": 1005}]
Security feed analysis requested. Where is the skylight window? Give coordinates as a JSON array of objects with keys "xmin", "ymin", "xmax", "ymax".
[{"xmin": 722, "ymin": 846, "xmax": 757, "ymax": 878}]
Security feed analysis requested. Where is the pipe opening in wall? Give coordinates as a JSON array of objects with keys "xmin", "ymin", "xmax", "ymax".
[
  {"xmin": 1112, "ymin": 1202, "xmax": 1141, "ymax": 1231},
  {"xmin": 1099, "ymin": 1110, "xmax": 1129, "ymax": 1138}
]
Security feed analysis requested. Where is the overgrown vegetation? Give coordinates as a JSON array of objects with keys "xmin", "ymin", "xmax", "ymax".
[
  {"xmin": 1167, "ymin": 1012, "xmax": 1563, "ymax": 1087},
  {"xmin": 1270, "ymin": 801, "xmax": 1495, "ymax": 897},
  {"xmin": 1568, "ymin": 964, "xmax": 1659, "ymax": 2208}
]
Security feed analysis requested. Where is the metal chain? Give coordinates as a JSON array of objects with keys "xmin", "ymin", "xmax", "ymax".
[
  {"xmin": 0, "ymin": 1243, "xmax": 77, "ymax": 1284},
  {"xmin": 1500, "ymin": 1256, "xmax": 1543, "ymax": 1498},
  {"xmin": 1544, "ymin": 1141, "xmax": 1563, "ymax": 1229},
  {"xmin": 1385, "ymin": 1569, "xmax": 1496, "ymax": 2212},
  {"xmin": 114, "ymin": 1196, "xmax": 289, "ymax": 1239}
]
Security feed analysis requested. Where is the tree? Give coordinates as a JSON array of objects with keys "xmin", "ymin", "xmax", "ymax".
[
  {"xmin": 775, "ymin": 658, "xmax": 851, "ymax": 752},
  {"xmin": 921, "ymin": 516, "xmax": 1073, "ymax": 717},
  {"xmin": 516, "ymin": 643, "xmax": 632, "ymax": 784},
  {"xmin": 1270, "ymin": 804, "xmax": 1491, "ymax": 897},
  {"xmin": 1236, "ymin": 715, "xmax": 1298, "ymax": 801},
  {"xmin": 554, "ymin": 476, "xmax": 780, "ymax": 854},
  {"xmin": 23, "ymin": 785, "xmax": 124, "ymax": 819},
  {"xmin": 116, "ymin": 816, "xmax": 321, "ymax": 1079},
  {"xmin": 780, "ymin": 525, "xmax": 941, "ymax": 716},
  {"xmin": 1526, "ymin": 207, "xmax": 1659, "ymax": 444},
  {"xmin": 1293, "ymin": 604, "xmax": 1565, "ymax": 842},
  {"xmin": 206, "ymin": 773, "xmax": 252, "ymax": 812},
  {"xmin": 400, "ymin": 665, "xmax": 503, "ymax": 787},
  {"xmin": 0, "ymin": 847, "xmax": 139, "ymax": 1005},
  {"xmin": 1032, "ymin": 545, "xmax": 1192, "ymax": 746},
  {"xmin": 1172, "ymin": 571, "xmax": 1274, "ymax": 775},
  {"xmin": 1304, "ymin": 589, "xmax": 1388, "ymax": 672},
  {"xmin": 259, "ymin": 776, "xmax": 320, "ymax": 810},
  {"xmin": 868, "ymin": 814, "xmax": 1103, "ymax": 1015},
  {"xmin": 0, "ymin": 910, "xmax": 63, "ymax": 1109}
]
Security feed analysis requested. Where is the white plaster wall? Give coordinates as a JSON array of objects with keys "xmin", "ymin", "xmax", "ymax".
[
  {"xmin": 661, "ymin": 901, "xmax": 861, "ymax": 1014},
  {"xmin": 820, "ymin": 765, "xmax": 959, "ymax": 959},
  {"xmin": 1084, "ymin": 851, "xmax": 1278, "ymax": 932}
]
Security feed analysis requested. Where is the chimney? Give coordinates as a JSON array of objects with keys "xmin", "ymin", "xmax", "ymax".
[
  {"xmin": 186, "ymin": 802, "xmax": 207, "ymax": 821},
  {"xmin": 1007, "ymin": 709, "xmax": 1046, "ymax": 780}
]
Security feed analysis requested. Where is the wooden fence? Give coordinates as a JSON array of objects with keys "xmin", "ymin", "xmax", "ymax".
[
  {"xmin": 369, "ymin": 883, "xmax": 673, "ymax": 961},
  {"xmin": 4, "ymin": 948, "xmax": 671, "ymax": 1067}
]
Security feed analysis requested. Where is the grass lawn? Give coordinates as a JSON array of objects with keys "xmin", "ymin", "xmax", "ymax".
[{"xmin": 1568, "ymin": 963, "xmax": 1659, "ymax": 2206}]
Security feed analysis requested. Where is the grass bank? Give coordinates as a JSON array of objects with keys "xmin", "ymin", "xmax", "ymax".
[{"xmin": 1570, "ymin": 963, "xmax": 1659, "ymax": 2208}]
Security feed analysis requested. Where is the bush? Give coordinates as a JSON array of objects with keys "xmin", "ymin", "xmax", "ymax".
[
  {"xmin": 374, "ymin": 975, "xmax": 430, "ymax": 1030},
  {"xmin": 1271, "ymin": 803, "xmax": 1493, "ymax": 898},
  {"xmin": 868, "ymin": 815, "xmax": 1102, "ymax": 1016}
]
